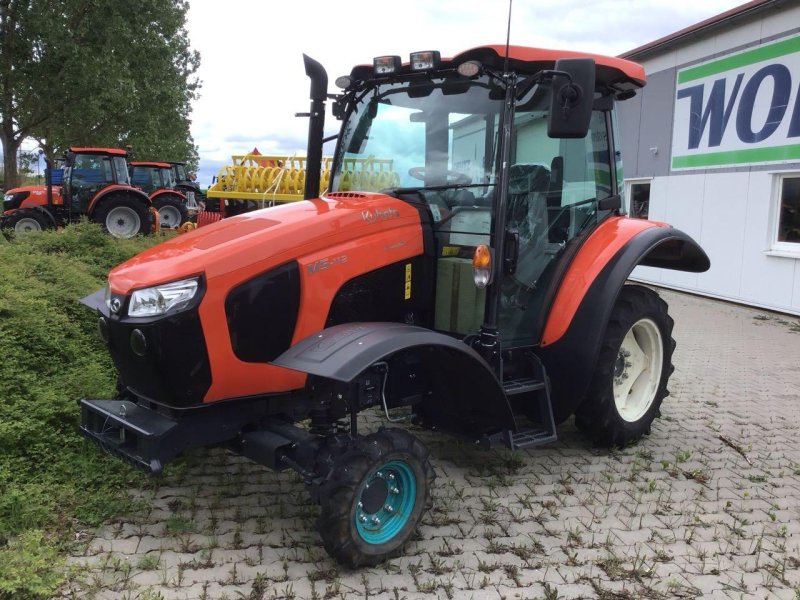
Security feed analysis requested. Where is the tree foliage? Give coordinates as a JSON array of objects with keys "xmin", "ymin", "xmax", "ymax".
[{"xmin": 0, "ymin": 0, "xmax": 200, "ymax": 188}]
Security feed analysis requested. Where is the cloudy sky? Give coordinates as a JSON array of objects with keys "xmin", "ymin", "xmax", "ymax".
[{"xmin": 185, "ymin": 0, "xmax": 746, "ymax": 183}]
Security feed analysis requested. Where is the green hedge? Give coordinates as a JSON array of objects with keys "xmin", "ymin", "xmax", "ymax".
[{"xmin": 0, "ymin": 222, "xmax": 170, "ymax": 599}]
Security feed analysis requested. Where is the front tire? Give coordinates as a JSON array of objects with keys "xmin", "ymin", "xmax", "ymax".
[
  {"xmin": 312, "ymin": 428, "xmax": 435, "ymax": 567},
  {"xmin": 94, "ymin": 195, "xmax": 151, "ymax": 238},
  {"xmin": 575, "ymin": 285, "xmax": 675, "ymax": 447},
  {"xmin": 6, "ymin": 208, "xmax": 51, "ymax": 234}
]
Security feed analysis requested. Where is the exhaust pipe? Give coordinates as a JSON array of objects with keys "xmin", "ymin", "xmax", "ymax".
[
  {"xmin": 301, "ymin": 54, "xmax": 328, "ymax": 200},
  {"xmin": 44, "ymin": 155, "xmax": 53, "ymax": 208}
]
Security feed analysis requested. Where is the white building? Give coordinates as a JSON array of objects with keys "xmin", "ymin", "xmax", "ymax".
[{"xmin": 618, "ymin": 0, "xmax": 800, "ymax": 315}]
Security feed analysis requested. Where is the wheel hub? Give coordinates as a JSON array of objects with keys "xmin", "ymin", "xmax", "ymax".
[
  {"xmin": 354, "ymin": 460, "xmax": 415, "ymax": 544},
  {"xmin": 612, "ymin": 318, "xmax": 664, "ymax": 422},
  {"xmin": 360, "ymin": 477, "xmax": 388, "ymax": 514}
]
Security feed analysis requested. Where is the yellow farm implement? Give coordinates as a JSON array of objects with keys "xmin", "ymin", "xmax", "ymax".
[{"xmin": 205, "ymin": 154, "xmax": 400, "ymax": 203}]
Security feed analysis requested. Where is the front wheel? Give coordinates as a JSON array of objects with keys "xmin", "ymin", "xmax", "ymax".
[
  {"xmin": 94, "ymin": 196, "xmax": 151, "ymax": 238},
  {"xmin": 575, "ymin": 285, "xmax": 675, "ymax": 447},
  {"xmin": 6, "ymin": 208, "xmax": 52, "ymax": 234},
  {"xmin": 312, "ymin": 428, "xmax": 435, "ymax": 567}
]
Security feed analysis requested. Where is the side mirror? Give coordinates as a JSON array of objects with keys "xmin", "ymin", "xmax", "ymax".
[{"xmin": 547, "ymin": 58, "xmax": 596, "ymax": 139}]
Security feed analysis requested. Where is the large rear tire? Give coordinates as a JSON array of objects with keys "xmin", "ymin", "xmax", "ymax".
[
  {"xmin": 152, "ymin": 194, "xmax": 188, "ymax": 229},
  {"xmin": 312, "ymin": 428, "xmax": 434, "ymax": 567},
  {"xmin": 575, "ymin": 285, "xmax": 675, "ymax": 447},
  {"xmin": 94, "ymin": 195, "xmax": 151, "ymax": 238}
]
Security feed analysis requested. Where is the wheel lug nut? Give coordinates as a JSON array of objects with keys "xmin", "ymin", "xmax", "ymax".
[
  {"xmin": 371, "ymin": 516, "xmax": 381, "ymax": 525},
  {"xmin": 390, "ymin": 486, "xmax": 399, "ymax": 494},
  {"xmin": 359, "ymin": 515, "xmax": 368, "ymax": 523},
  {"xmin": 384, "ymin": 504, "xmax": 394, "ymax": 513},
  {"xmin": 388, "ymin": 473, "xmax": 395, "ymax": 480},
  {"xmin": 376, "ymin": 471, "xmax": 383, "ymax": 478},
  {"xmin": 625, "ymin": 361, "xmax": 632, "ymax": 368},
  {"xmin": 358, "ymin": 501, "xmax": 363, "ymax": 508}
]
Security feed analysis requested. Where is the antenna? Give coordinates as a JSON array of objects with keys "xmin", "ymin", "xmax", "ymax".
[{"xmin": 503, "ymin": 0, "xmax": 513, "ymax": 73}]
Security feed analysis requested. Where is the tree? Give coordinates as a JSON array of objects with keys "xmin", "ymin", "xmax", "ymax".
[{"xmin": 0, "ymin": 0, "xmax": 200, "ymax": 188}]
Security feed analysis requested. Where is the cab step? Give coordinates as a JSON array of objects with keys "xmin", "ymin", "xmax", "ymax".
[
  {"xmin": 506, "ymin": 427, "xmax": 557, "ymax": 448},
  {"xmin": 501, "ymin": 354, "xmax": 557, "ymax": 449},
  {"xmin": 503, "ymin": 377, "xmax": 546, "ymax": 395}
]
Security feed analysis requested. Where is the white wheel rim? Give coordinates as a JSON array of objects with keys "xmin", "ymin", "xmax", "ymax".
[
  {"xmin": 106, "ymin": 206, "xmax": 141, "ymax": 238},
  {"xmin": 158, "ymin": 205, "xmax": 182, "ymax": 228},
  {"xmin": 15, "ymin": 217, "xmax": 42, "ymax": 233},
  {"xmin": 613, "ymin": 318, "xmax": 663, "ymax": 422}
]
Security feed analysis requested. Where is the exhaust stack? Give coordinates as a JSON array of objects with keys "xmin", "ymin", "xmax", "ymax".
[{"xmin": 302, "ymin": 54, "xmax": 328, "ymax": 200}]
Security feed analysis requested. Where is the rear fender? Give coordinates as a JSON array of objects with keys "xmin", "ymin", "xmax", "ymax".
[
  {"xmin": 273, "ymin": 322, "xmax": 516, "ymax": 435},
  {"xmin": 539, "ymin": 219, "xmax": 709, "ymax": 423},
  {"xmin": 151, "ymin": 189, "xmax": 187, "ymax": 202},
  {"xmin": 87, "ymin": 186, "xmax": 151, "ymax": 215}
]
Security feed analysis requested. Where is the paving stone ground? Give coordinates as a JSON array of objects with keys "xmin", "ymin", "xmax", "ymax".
[{"xmin": 61, "ymin": 289, "xmax": 800, "ymax": 599}]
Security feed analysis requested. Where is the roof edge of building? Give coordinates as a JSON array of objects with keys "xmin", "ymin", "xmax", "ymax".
[{"xmin": 620, "ymin": 0, "xmax": 786, "ymax": 60}]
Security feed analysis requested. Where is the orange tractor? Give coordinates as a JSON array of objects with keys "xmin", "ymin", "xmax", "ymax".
[
  {"xmin": 2, "ymin": 147, "xmax": 153, "ymax": 237},
  {"xmin": 129, "ymin": 161, "xmax": 191, "ymax": 228},
  {"xmin": 79, "ymin": 45, "xmax": 709, "ymax": 566}
]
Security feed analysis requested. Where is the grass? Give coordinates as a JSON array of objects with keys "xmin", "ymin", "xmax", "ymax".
[{"xmin": 0, "ymin": 222, "xmax": 172, "ymax": 599}]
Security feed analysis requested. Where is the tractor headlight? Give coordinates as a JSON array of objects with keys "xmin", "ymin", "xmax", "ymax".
[{"xmin": 129, "ymin": 277, "xmax": 200, "ymax": 317}]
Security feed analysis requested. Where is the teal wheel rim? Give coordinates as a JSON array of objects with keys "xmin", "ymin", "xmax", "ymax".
[{"xmin": 354, "ymin": 459, "xmax": 416, "ymax": 545}]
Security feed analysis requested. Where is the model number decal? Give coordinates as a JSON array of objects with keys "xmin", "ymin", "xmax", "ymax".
[{"xmin": 306, "ymin": 254, "xmax": 348, "ymax": 274}]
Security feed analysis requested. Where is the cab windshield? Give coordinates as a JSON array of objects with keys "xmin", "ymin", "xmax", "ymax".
[{"xmin": 331, "ymin": 76, "xmax": 505, "ymax": 199}]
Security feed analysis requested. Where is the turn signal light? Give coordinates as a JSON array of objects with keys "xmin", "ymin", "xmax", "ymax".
[{"xmin": 472, "ymin": 244, "xmax": 492, "ymax": 288}]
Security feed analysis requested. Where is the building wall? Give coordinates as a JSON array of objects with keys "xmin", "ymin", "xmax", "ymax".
[{"xmin": 618, "ymin": 4, "xmax": 800, "ymax": 315}]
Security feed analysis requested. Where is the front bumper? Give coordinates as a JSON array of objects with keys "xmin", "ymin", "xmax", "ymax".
[
  {"xmin": 79, "ymin": 396, "xmax": 269, "ymax": 473},
  {"xmin": 79, "ymin": 395, "xmax": 314, "ymax": 475}
]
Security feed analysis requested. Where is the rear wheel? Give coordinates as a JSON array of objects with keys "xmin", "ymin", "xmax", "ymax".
[
  {"xmin": 575, "ymin": 285, "xmax": 674, "ymax": 447},
  {"xmin": 6, "ymin": 209, "xmax": 51, "ymax": 233},
  {"xmin": 153, "ymin": 195, "xmax": 188, "ymax": 228},
  {"xmin": 312, "ymin": 428, "xmax": 434, "ymax": 567},
  {"xmin": 94, "ymin": 195, "xmax": 151, "ymax": 238}
]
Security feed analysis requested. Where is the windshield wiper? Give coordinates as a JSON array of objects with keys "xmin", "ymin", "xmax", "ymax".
[{"xmin": 382, "ymin": 182, "xmax": 496, "ymax": 195}]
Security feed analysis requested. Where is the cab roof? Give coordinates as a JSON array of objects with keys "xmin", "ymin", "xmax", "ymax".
[
  {"xmin": 69, "ymin": 147, "xmax": 128, "ymax": 156},
  {"xmin": 129, "ymin": 161, "xmax": 172, "ymax": 168},
  {"xmin": 349, "ymin": 44, "xmax": 646, "ymax": 92}
]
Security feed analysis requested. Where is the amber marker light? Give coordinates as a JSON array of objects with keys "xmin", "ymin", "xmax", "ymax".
[{"xmin": 472, "ymin": 244, "xmax": 492, "ymax": 288}]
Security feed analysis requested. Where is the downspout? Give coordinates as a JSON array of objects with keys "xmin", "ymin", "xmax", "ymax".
[{"xmin": 301, "ymin": 54, "xmax": 328, "ymax": 200}]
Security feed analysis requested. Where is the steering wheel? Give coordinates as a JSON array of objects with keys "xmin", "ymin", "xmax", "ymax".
[{"xmin": 408, "ymin": 167, "xmax": 472, "ymax": 186}]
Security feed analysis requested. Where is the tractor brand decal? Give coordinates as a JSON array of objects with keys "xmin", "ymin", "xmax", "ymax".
[
  {"xmin": 404, "ymin": 263, "xmax": 412, "ymax": 300},
  {"xmin": 671, "ymin": 33, "xmax": 800, "ymax": 170},
  {"xmin": 361, "ymin": 207, "xmax": 400, "ymax": 223},
  {"xmin": 306, "ymin": 254, "xmax": 348, "ymax": 274}
]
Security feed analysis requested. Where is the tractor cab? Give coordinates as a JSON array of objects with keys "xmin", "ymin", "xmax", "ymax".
[
  {"xmin": 63, "ymin": 148, "xmax": 131, "ymax": 213},
  {"xmin": 168, "ymin": 161, "xmax": 203, "ymax": 206},
  {"xmin": 329, "ymin": 48, "xmax": 641, "ymax": 351},
  {"xmin": 129, "ymin": 161, "xmax": 176, "ymax": 194}
]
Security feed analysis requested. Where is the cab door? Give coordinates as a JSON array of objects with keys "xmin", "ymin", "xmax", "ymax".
[{"xmin": 497, "ymin": 107, "xmax": 618, "ymax": 347}]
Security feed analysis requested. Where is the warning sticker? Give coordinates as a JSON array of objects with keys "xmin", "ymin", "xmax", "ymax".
[{"xmin": 404, "ymin": 263, "xmax": 412, "ymax": 300}]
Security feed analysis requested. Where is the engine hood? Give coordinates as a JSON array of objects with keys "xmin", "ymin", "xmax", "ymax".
[{"xmin": 109, "ymin": 193, "xmax": 423, "ymax": 293}]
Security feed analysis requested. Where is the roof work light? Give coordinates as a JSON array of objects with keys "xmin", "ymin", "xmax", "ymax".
[
  {"xmin": 373, "ymin": 55, "xmax": 401, "ymax": 75},
  {"xmin": 410, "ymin": 51, "xmax": 441, "ymax": 71}
]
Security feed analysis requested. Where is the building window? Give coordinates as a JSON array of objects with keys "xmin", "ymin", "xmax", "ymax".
[
  {"xmin": 772, "ymin": 173, "xmax": 800, "ymax": 255},
  {"xmin": 624, "ymin": 179, "xmax": 651, "ymax": 219}
]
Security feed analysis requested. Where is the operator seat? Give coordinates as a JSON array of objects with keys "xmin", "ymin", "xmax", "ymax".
[{"xmin": 507, "ymin": 163, "xmax": 551, "ymax": 289}]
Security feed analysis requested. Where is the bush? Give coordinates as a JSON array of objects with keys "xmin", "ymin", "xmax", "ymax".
[{"xmin": 0, "ymin": 222, "xmax": 170, "ymax": 598}]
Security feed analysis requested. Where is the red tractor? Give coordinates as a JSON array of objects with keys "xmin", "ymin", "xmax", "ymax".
[
  {"xmin": 2, "ymin": 147, "xmax": 153, "ymax": 237},
  {"xmin": 129, "ymin": 161, "xmax": 190, "ymax": 228},
  {"xmin": 79, "ymin": 46, "xmax": 709, "ymax": 566}
]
